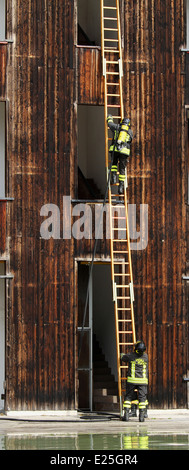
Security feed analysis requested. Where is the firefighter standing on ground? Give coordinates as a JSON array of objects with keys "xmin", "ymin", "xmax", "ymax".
[
  {"xmin": 120, "ymin": 341, "xmax": 148, "ymax": 422},
  {"xmin": 107, "ymin": 115, "xmax": 133, "ymax": 194}
]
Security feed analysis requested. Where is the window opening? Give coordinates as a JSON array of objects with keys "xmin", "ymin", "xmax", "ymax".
[
  {"xmin": 77, "ymin": 263, "xmax": 93, "ymax": 411},
  {"xmin": 77, "ymin": 105, "xmax": 106, "ymax": 199},
  {"xmin": 77, "ymin": 262, "xmax": 117, "ymax": 412},
  {"xmin": 77, "ymin": 0, "xmax": 101, "ymax": 46}
]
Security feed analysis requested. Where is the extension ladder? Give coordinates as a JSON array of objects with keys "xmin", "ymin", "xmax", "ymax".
[{"xmin": 100, "ymin": 0, "xmax": 136, "ymax": 416}]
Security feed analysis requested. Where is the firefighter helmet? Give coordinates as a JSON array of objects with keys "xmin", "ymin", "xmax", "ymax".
[
  {"xmin": 134, "ymin": 341, "xmax": 146, "ymax": 355},
  {"xmin": 121, "ymin": 117, "xmax": 131, "ymax": 127}
]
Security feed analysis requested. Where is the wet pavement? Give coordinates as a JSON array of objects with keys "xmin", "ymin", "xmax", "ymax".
[
  {"xmin": 0, "ymin": 410, "xmax": 188, "ymax": 470},
  {"xmin": 0, "ymin": 409, "xmax": 189, "ymax": 434}
]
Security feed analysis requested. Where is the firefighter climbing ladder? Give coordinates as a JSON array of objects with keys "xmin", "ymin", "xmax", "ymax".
[{"xmin": 101, "ymin": 0, "xmax": 136, "ymax": 416}]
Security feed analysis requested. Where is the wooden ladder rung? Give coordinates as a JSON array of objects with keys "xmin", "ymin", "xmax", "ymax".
[
  {"xmin": 104, "ymin": 27, "xmax": 118, "ymax": 31},
  {"xmin": 117, "ymin": 296, "xmax": 130, "ymax": 299},
  {"xmin": 109, "ymin": 116, "xmax": 122, "ymax": 119},
  {"xmin": 114, "ymin": 273, "xmax": 130, "ymax": 276},
  {"xmin": 103, "ymin": 6, "xmax": 117, "ymax": 9},
  {"xmin": 107, "ymin": 82, "xmax": 120, "ymax": 86},
  {"xmin": 104, "ymin": 49, "xmax": 119, "ymax": 53},
  {"xmin": 118, "ymin": 318, "xmax": 132, "ymax": 321},
  {"xmin": 106, "ymin": 72, "xmax": 119, "ymax": 75},
  {"xmin": 104, "ymin": 17, "xmax": 117, "ymax": 21},
  {"xmin": 105, "ymin": 39, "xmax": 119, "ymax": 42},
  {"xmin": 116, "ymin": 284, "xmax": 129, "ymax": 287},
  {"xmin": 113, "ymin": 261, "xmax": 129, "ymax": 264},
  {"xmin": 117, "ymin": 307, "xmax": 131, "ymax": 310},
  {"xmin": 119, "ymin": 331, "xmax": 133, "ymax": 334},
  {"xmin": 108, "ymin": 105, "xmax": 121, "ymax": 108}
]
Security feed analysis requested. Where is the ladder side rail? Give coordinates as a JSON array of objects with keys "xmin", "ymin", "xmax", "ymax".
[
  {"xmin": 113, "ymin": 284, "xmax": 122, "ymax": 404},
  {"xmin": 109, "ymin": 191, "xmax": 115, "ymax": 297},
  {"xmin": 110, "ymin": 197, "xmax": 123, "ymax": 406},
  {"xmin": 101, "ymin": 0, "xmax": 105, "ymax": 59},
  {"xmin": 104, "ymin": 71, "xmax": 110, "ymax": 169},
  {"xmin": 116, "ymin": 0, "xmax": 124, "ymax": 119},
  {"xmin": 101, "ymin": 0, "xmax": 110, "ymax": 170},
  {"xmin": 124, "ymin": 188, "xmax": 136, "ymax": 344}
]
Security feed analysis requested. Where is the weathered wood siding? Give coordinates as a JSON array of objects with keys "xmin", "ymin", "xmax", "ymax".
[
  {"xmin": 75, "ymin": 1, "xmax": 188, "ymax": 408},
  {"xmin": 123, "ymin": 0, "xmax": 187, "ymax": 407},
  {"xmin": 4, "ymin": 0, "xmax": 188, "ymax": 410},
  {"xmin": 6, "ymin": 0, "xmax": 77, "ymax": 410},
  {"xmin": 77, "ymin": 47, "xmax": 104, "ymax": 105},
  {"xmin": 0, "ymin": 43, "xmax": 8, "ymax": 98},
  {"xmin": 0, "ymin": 201, "xmax": 6, "ymax": 254}
]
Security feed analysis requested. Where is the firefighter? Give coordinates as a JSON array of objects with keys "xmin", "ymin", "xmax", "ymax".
[
  {"xmin": 107, "ymin": 115, "xmax": 133, "ymax": 194},
  {"xmin": 120, "ymin": 341, "xmax": 148, "ymax": 422}
]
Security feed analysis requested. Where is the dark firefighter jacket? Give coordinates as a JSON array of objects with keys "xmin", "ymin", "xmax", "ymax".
[
  {"xmin": 121, "ymin": 351, "xmax": 148, "ymax": 385},
  {"xmin": 107, "ymin": 119, "xmax": 133, "ymax": 156}
]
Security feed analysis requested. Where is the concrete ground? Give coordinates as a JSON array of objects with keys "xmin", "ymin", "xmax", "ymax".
[{"xmin": 0, "ymin": 409, "xmax": 189, "ymax": 435}]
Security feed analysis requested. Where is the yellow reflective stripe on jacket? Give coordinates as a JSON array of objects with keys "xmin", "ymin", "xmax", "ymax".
[
  {"xmin": 119, "ymin": 146, "xmax": 130, "ymax": 156},
  {"xmin": 109, "ymin": 144, "xmax": 130, "ymax": 155},
  {"xmin": 127, "ymin": 377, "xmax": 148, "ymax": 384},
  {"xmin": 127, "ymin": 360, "xmax": 148, "ymax": 384}
]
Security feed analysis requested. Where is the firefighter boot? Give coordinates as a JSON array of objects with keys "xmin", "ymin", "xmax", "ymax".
[
  {"xmin": 123, "ymin": 409, "xmax": 129, "ymax": 422},
  {"xmin": 139, "ymin": 410, "xmax": 145, "ymax": 422},
  {"xmin": 144, "ymin": 407, "xmax": 148, "ymax": 418},
  {"xmin": 111, "ymin": 172, "xmax": 117, "ymax": 185},
  {"xmin": 123, "ymin": 401, "xmax": 130, "ymax": 421},
  {"xmin": 129, "ymin": 404, "xmax": 137, "ymax": 417},
  {"xmin": 118, "ymin": 181, "xmax": 124, "ymax": 195}
]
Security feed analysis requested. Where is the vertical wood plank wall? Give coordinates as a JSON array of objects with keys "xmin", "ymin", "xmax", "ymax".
[
  {"xmin": 0, "ymin": 202, "xmax": 6, "ymax": 254},
  {"xmin": 122, "ymin": 0, "xmax": 187, "ymax": 408},
  {"xmin": 4, "ymin": 0, "xmax": 188, "ymax": 410},
  {"xmin": 6, "ymin": 0, "xmax": 77, "ymax": 410},
  {"xmin": 0, "ymin": 43, "xmax": 8, "ymax": 98},
  {"xmin": 77, "ymin": 1, "xmax": 188, "ymax": 407}
]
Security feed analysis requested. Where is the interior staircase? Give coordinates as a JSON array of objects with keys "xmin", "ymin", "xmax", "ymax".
[
  {"xmin": 78, "ymin": 167, "xmax": 103, "ymax": 200},
  {"xmin": 93, "ymin": 335, "xmax": 119, "ymax": 412}
]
